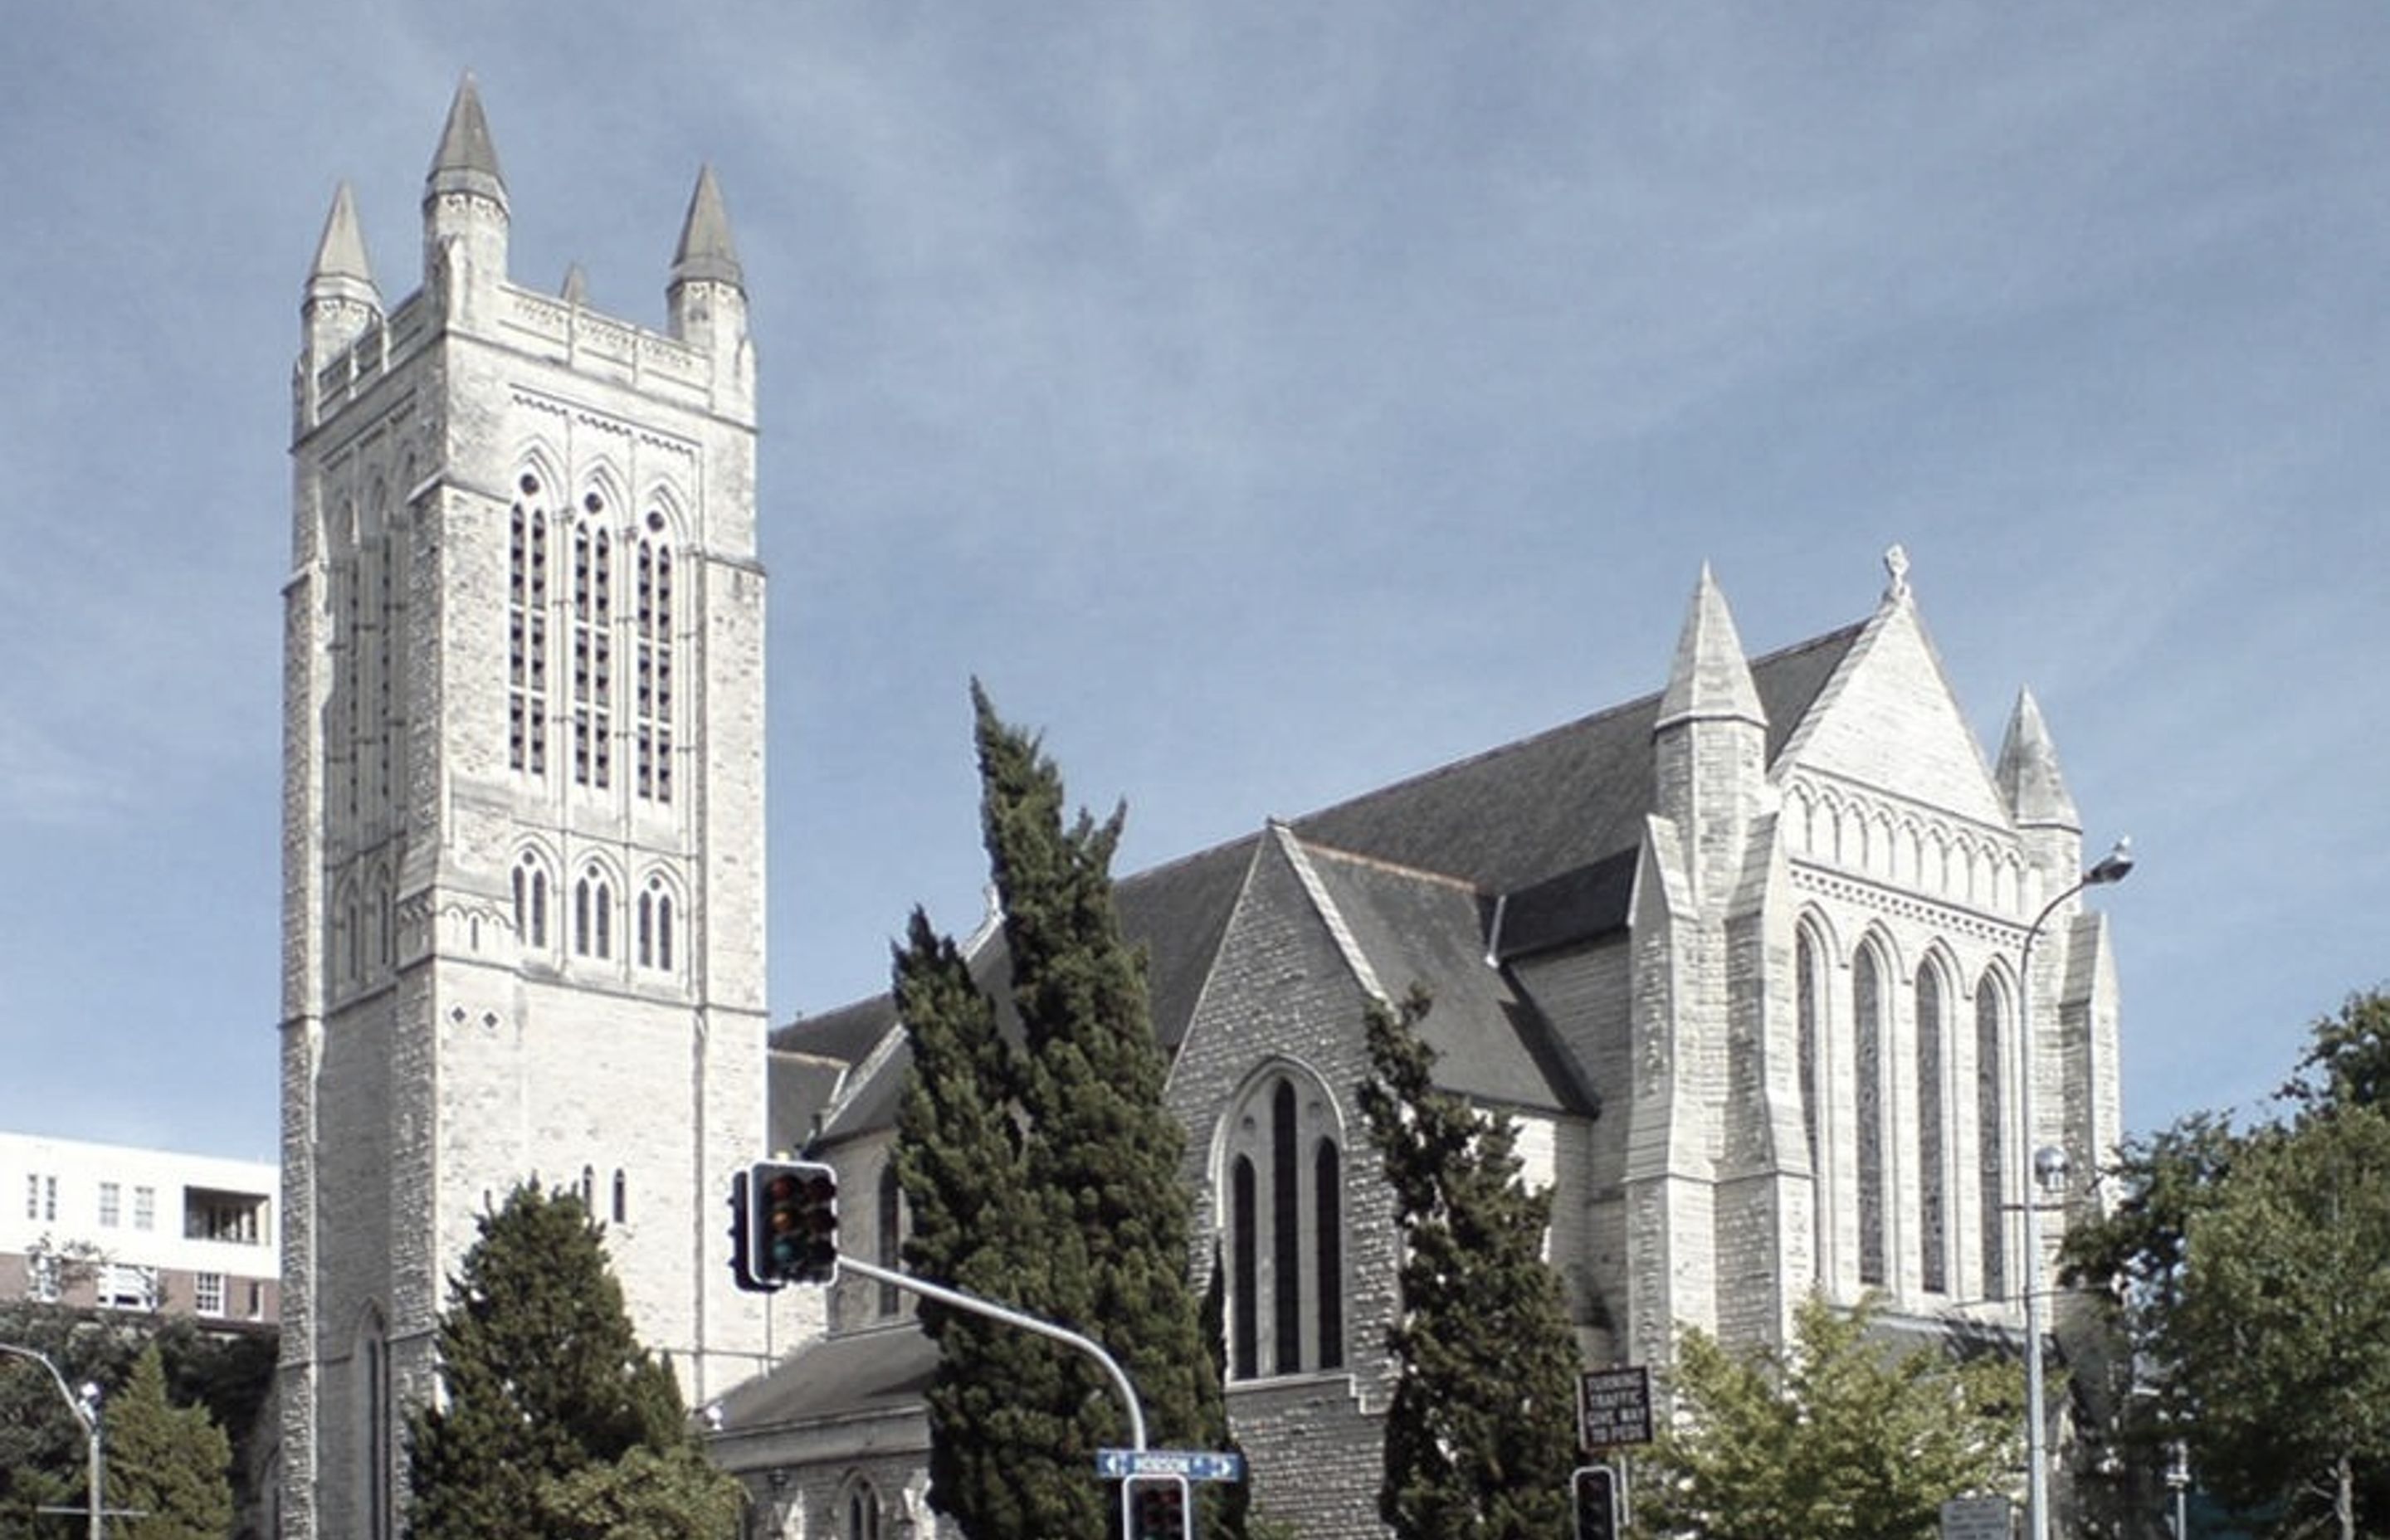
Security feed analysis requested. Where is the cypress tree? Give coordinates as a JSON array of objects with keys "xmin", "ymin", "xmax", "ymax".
[
  {"xmin": 407, "ymin": 1183, "xmax": 737, "ymax": 1540},
  {"xmin": 891, "ymin": 685, "xmax": 1236, "ymax": 1539},
  {"xmin": 1358, "ymin": 987, "xmax": 1581, "ymax": 1540},
  {"xmin": 105, "ymin": 1343, "xmax": 234, "ymax": 1540}
]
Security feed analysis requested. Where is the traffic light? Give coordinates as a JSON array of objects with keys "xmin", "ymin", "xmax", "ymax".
[
  {"xmin": 726, "ymin": 1169, "xmax": 766, "ymax": 1294},
  {"xmin": 1573, "ymin": 1464, "xmax": 1618, "ymax": 1540},
  {"xmin": 749, "ymin": 1159, "xmax": 838, "ymax": 1284},
  {"xmin": 1122, "ymin": 1474, "xmax": 1190, "ymax": 1540}
]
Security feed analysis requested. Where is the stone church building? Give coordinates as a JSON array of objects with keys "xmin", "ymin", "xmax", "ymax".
[{"xmin": 280, "ymin": 84, "xmax": 2124, "ymax": 1540}]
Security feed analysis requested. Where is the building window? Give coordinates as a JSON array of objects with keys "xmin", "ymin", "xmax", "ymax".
[
  {"xmin": 612, "ymin": 1169, "xmax": 627, "ymax": 1225},
  {"xmin": 24, "ymin": 1172, "xmax": 38, "ymax": 1220},
  {"xmin": 637, "ymin": 877, "xmax": 677, "ymax": 972},
  {"xmin": 836, "ymin": 1479, "xmax": 882, "ymax": 1540},
  {"xmin": 134, "ymin": 1185, "xmax": 155, "ymax": 1231},
  {"xmin": 195, "ymin": 1272, "xmax": 227, "ymax": 1317},
  {"xmin": 99, "ymin": 1264, "xmax": 156, "ymax": 1312},
  {"xmin": 573, "ymin": 866, "xmax": 612, "ymax": 959},
  {"xmin": 1855, "ymin": 942, "xmax": 1887, "ymax": 1289},
  {"xmin": 185, "ymin": 1188, "xmax": 268, "ymax": 1245},
  {"xmin": 1917, "ymin": 962, "xmax": 1949, "ymax": 1294},
  {"xmin": 634, "ymin": 534, "xmax": 674, "ymax": 802},
  {"xmin": 1978, "ymin": 976, "xmax": 2009, "ymax": 1303},
  {"xmin": 1796, "ymin": 922, "xmax": 1827, "ymax": 1284},
  {"xmin": 1221, "ymin": 1066, "xmax": 1346, "ymax": 1380},
  {"xmin": 248, "ymin": 1279, "xmax": 267, "ymax": 1319},
  {"xmin": 99, "ymin": 1182, "xmax": 121, "ymax": 1228},
  {"xmin": 42, "ymin": 1175, "xmax": 56, "ymax": 1222},
  {"xmin": 570, "ymin": 498, "xmax": 612, "ymax": 790},
  {"xmin": 509, "ymin": 475, "xmax": 550, "ymax": 776},
  {"xmin": 514, "ymin": 852, "xmax": 550, "ymax": 949}
]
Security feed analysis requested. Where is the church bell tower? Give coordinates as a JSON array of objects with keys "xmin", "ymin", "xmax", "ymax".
[{"xmin": 278, "ymin": 78, "xmax": 772, "ymax": 1539}]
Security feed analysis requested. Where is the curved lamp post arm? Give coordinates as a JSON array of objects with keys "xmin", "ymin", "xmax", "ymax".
[{"xmin": 0, "ymin": 1341, "xmax": 103, "ymax": 1540}]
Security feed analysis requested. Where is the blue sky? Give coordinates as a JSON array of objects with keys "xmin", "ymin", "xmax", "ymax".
[{"xmin": 2, "ymin": 4, "xmax": 2383, "ymax": 1163}]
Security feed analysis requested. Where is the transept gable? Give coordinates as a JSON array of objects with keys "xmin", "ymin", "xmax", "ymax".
[{"xmin": 1772, "ymin": 568, "xmax": 2007, "ymax": 830}]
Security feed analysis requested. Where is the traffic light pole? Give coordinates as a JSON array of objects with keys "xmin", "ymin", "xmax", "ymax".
[{"xmin": 836, "ymin": 1255, "xmax": 1149, "ymax": 1452}]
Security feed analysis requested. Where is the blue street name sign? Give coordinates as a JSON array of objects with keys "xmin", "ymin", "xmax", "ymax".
[{"xmin": 1097, "ymin": 1449, "xmax": 1246, "ymax": 1484}]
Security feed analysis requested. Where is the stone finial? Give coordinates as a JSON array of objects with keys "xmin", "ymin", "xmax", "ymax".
[
  {"xmin": 1882, "ymin": 543, "xmax": 1911, "ymax": 603},
  {"xmin": 560, "ymin": 263, "xmax": 588, "ymax": 305}
]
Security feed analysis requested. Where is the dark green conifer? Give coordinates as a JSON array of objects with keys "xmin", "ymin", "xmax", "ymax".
[
  {"xmin": 407, "ymin": 1183, "xmax": 739, "ymax": 1540},
  {"xmin": 105, "ymin": 1343, "xmax": 234, "ymax": 1540},
  {"xmin": 890, "ymin": 686, "xmax": 1236, "ymax": 1539},
  {"xmin": 1358, "ymin": 987, "xmax": 1580, "ymax": 1540}
]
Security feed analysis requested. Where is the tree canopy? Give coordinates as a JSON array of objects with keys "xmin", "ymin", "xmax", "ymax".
[
  {"xmin": 2065, "ymin": 990, "xmax": 2390, "ymax": 1539},
  {"xmin": 1637, "ymin": 1294, "xmax": 2022, "ymax": 1540},
  {"xmin": 891, "ymin": 685, "xmax": 1236, "ymax": 1540},
  {"xmin": 1357, "ymin": 987, "xmax": 1581, "ymax": 1540},
  {"xmin": 406, "ymin": 1183, "xmax": 742, "ymax": 1540}
]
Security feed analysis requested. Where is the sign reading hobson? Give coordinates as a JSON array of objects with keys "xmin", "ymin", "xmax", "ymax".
[{"xmin": 1578, "ymin": 1366, "xmax": 1653, "ymax": 1450}]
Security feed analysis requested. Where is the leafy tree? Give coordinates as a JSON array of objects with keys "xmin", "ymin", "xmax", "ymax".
[
  {"xmin": 1637, "ymin": 1293, "xmax": 2022, "ymax": 1540},
  {"xmin": 407, "ymin": 1183, "xmax": 741, "ymax": 1540},
  {"xmin": 891, "ymin": 686, "xmax": 1236, "ymax": 1540},
  {"xmin": 1356, "ymin": 987, "xmax": 1580, "ymax": 1540},
  {"xmin": 2173, "ymin": 1108, "xmax": 2390, "ymax": 1538},
  {"xmin": 2066, "ymin": 991, "xmax": 2390, "ymax": 1538},
  {"xmin": 104, "ymin": 1343, "xmax": 233, "ymax": 1540}
]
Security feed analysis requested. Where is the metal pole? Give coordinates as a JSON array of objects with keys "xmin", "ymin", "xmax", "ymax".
[
  {"xmin": 836, "ymin": 1254, "xmax": 1149, "ymax": 1452},
  {"xmin": 0, "ymin": 1343, "xmax": 102, "ymax": 1540},
  {"xmin": 2016, "ymin": 838, "xmax": 2133, "ymax": 1540}
]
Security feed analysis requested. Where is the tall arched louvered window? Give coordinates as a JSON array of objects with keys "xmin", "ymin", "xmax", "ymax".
[
  {"xmin": 634, "ymin": 528, "xmax": 674, "ymax": 803},
  {"xmin": 508, "ymin": 474, "xmax": 549, "ymax": 776},
  {"xmin": 1977, "ymin": 976, "xmax": 2009, "ymax": 1302},
  {"xmin": 1222, "ymin": 1066, "xmax": 1346, "ymax": 1381},
  {"xmin": 1855, "ymin": 943, "xmax": 1888, "ymax": 1288},
  {"xmin": 570, "ymin": 493, "xmax": 612, "ymax": 790},
  {"xmin": 513, "ymin": 851, "xmax": 549, "ymax": 950},
  {"xmin": 1916, "ymin": 962, "xmax": 1949, "ymax": 1294},
  {"xmin": 1797, "ymin": 923, "xmax": 1827, "ymax": 1281}
]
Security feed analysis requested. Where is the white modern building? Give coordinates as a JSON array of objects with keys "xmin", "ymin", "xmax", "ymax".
[{"xmin": 0, "ymin": 1129, "xmax": 278, "ymax": 1325}]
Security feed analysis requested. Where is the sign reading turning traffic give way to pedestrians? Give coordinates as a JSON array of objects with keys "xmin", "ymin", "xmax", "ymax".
[
  {"xmin": 1097, "ymin": 1449, "xmax": 1246, "ymax": 1484},
  {"xmin": 1578, "ymin": 1366, "xmax": 1654, "ymax": 1450}
]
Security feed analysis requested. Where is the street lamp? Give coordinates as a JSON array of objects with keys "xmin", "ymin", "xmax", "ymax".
[
  {"xmin": 0, "ymin": 1342, "xmax": 104, "ymax": 1540},
  {"xmin": 2017, "ymin": 836, "xmax": 2134, "ymax": 1540}
]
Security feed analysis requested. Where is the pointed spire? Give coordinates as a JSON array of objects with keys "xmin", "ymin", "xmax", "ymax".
[
  {"xmin": 309, "ymin": 182, "xmax": 377, "ymax": 293},
  {"xmin": 426, "ymin": 72, "xmax": 506, "ymax": 207},
  {"xmin": 560, "ymin": 263, "xmax": 588, "ymax": 305},
  {"xmin": 1656, "ymin": 563, "xmax": 1768, "ymax": 731},
  {"xmin": 671, "ymin": 164, "xmax": 744, "ymax": 290},
  {"xmin": 1995, "ymin": 688, "xmax": 2080, "ymax": 830}
]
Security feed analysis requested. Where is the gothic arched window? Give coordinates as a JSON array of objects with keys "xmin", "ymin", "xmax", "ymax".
[
  {"xmin": 570, "ymin": 492, "xmax": 612, "ymax": 790},
  {"xmin": 636, "ymin": 875, "xmax": 678, "ymax": 972},
  {"xmin": 513, "ymin": 851, "xmax": 550, "ymax": 950},
  {"xmin": 573, "ymin": 865, "xmax": 612, "ymax": 960},
  {"xmin": 1221, "ymin": 1065, "xmax": 1346, "ymax": 1380},
  {"xmin": 1917, "ymin": 960, "xmax": 1949, "ymax": 1294},
  {"xmin": 634, "ymin": 525, "xmax": 675, "ymax": 803},
  {"xmin": 1855, "ymin": 941, "xmax": 1888, "ymax": 1288},
  {"xmin": 1796, "ymin": 920, "xmax": 1828, "ymax": 1282},
  {"xmin": 840, "ymin": 1477, "xmax": 881, "ymax": 1540},
  {"xmin": 508, "ymin": 473, "xmax": 549, "ymax": 776},
  {"xmin": 1977, "ymin": 975, "xmax": 2010, "ymax": 1302}
]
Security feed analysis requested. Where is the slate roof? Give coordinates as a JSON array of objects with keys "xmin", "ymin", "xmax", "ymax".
[
  {"xmin": 769, "ymin": 618, "xmax": 1863, "ymax": 1136},
  {"xmin": 714, "ymin": 1322, "xmax": 938, "ymax": 1430}
]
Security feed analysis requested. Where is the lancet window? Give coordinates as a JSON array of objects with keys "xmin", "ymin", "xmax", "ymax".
[
  {"xmin": 509, "ymin": 474, "xmax": 550, "ymax": 776},
  {"xmin": 1222, "ymin": 1065, "xmax": 1346, "ymax": 1381},
  {"xmin": 634, "ymin": 520, "xmax": 675, "ymax": 803},
  {"xmin": 570, "ymin": 492, "xmax": 613, "ymax": 790}
]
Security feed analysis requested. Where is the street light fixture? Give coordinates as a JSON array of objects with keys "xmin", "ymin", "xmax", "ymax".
[
  {"xmin": 2017, "ymin": 836, "xmax": 2134, "ymax": 1540},
  {"xmin": 0, "ymin": 1342, "xmax": 104, "ymax": 1540}
]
